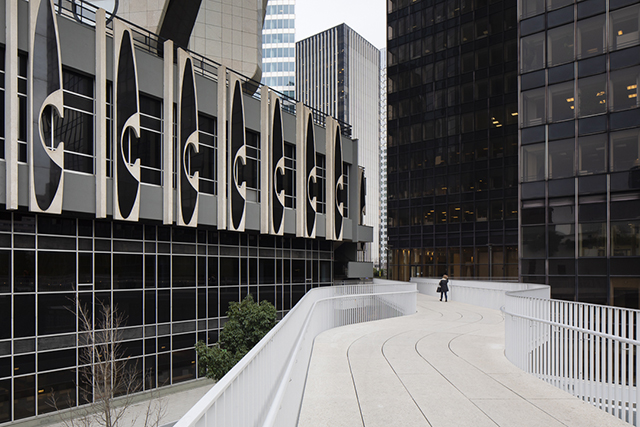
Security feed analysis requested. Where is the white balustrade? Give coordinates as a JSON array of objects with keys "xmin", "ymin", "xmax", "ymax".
[
  {"xmin": 504, "ymin": 286, "xmax": 640, "ymax": 426},
  {"xmin": 173, "ymin": 280, "xmax": 417, "ymax": 427},
  {"xmin": 412, "ymin": 277, "xmax": 546, "ymax": 310}
]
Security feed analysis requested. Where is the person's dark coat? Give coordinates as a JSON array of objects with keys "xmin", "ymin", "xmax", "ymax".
[{"xmin": 439, "ymin": 278, "xmax": 449, "ymax": 292}]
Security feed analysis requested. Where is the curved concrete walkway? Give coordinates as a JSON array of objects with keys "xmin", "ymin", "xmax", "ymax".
[{"xmin": 298, "ymin": 294, "xmax": 630, "ymax": 427}]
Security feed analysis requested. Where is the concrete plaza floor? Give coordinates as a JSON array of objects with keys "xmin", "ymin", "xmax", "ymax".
[{"xmin": 298, "ymin": 293, "xmax": 630, "ymax": 427}]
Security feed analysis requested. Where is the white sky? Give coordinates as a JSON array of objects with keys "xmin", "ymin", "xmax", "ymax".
[{"xmin": 294, "ymin": 0, "xmax": 386, "ymax": 50}]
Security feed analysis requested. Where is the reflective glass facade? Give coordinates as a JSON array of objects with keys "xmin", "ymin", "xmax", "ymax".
[
  {"xmin": 0, "ymin": 215, "xmax": 333, "ymax": 423},
  {"xmin": 386, "ymin": 0, "xmax": 519, "ymax": 281},
  {"xmin": 519, "ymin": 0, "xmax": 640, "ymax": 306}
]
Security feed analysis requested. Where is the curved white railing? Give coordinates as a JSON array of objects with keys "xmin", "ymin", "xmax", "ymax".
[
  {"xmin": 413, "ymin": 278, "xmax": 640, "ymax": 425},
  {"xmin": 173, "ymin": 280, "xmax": 417, "ymax": 427},
  {"xmin": 503, "ymin": 287, "xmax": 640, "ymax": 426},
  {"xmin": 411, "ymin": 277, "xmax": 549, "ymax": 310}
]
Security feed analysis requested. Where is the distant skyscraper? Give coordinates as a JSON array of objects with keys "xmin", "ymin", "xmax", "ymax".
[
  {"xmin": 380, "ymin": 48, "xmax": 388, "ymax": 271},
  {"xmin": 262, "ymin": 0, "xmax": 296, "ymax": 98},
  {"xmin": 297, "ymin": 24, "xmax": 381, "ymax": 266}
]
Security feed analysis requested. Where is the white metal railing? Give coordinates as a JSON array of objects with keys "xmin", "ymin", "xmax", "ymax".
[
  {"xmin": 412, "ymin": 277, "xmax": 548, "ymax": 310},
  {"xmin": 504, "ymin": 287, "xmax": 640, "ymax": 426},
  {"xmin": 173, "ymin": 280, "xmax": 417, "ymax": 427}
]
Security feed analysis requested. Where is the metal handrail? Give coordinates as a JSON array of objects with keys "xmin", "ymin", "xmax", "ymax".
[{"xmin": 503, "ymin": 288, "xmax": 640, "ymax": 426}]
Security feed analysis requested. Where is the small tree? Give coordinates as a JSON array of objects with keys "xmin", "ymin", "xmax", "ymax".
[
  {"xmin": 53, "ymin": 301, "xmax": 166, "ymax": 427},
  {"xmin": 196, "ymin": 295, "xmax": 276, "ymax": 380}
]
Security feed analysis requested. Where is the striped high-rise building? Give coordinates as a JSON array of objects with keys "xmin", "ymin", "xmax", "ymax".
[{"xmin": 261, "ymin": 0, "xmax": 296, "ymax": 98}]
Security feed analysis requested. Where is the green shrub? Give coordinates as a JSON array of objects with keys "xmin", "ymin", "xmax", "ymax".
[{"xmin": 196, "ymin": 295, "xmax": 277, "ymax": 380}]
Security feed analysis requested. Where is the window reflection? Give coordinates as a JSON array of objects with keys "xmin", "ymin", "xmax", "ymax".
[
  {"xmin": 577, "ymin": 15, "xmax": 605, "ymax": 59},
  {"xmin": 548, "ymin": 138, "xmax": 575, "ymax": 179},
  {"xmin": 548, "ymin": 81, "xmax": 575, "ymax": 122},
  {"xmin": 578, "ymin": 74, "xmax": 607, "ymax": 116},
  {"xmin": 549, "ymin": 223, "xmax": 575, "ymax": 257},
  {"xmin": 522, "ymin": 143, "xmax": 546, "ymax": 181},
  {"xmin": 521, "ymin": 32, "xmax": 545, "ymax": 72},
  {"xmin": 578, "ymin": 134, "xmax": 607, "ymax": 175},
  {"xmin": 610, "ymin": 4, "xmax": 640, "ymax": 51},
  {"xmin": 612, "ymin": 220, "xmax": 640, "ymax": 256},
  {"xmin": 547, "ymin": 24, "xmax": 574, "ymax": 67},
  {"xmin": 610, "ymin": 67, "xmax": 640, "ymax": 111},
  {"xmin": 579, "ymin": 223, "xmax": 606, "ymax": 256},
  {"xmin": 610, "ymin": 129, "xmax": 640, "ymax": 172},
  {"xmin": 522, "ymin": 87, "xmax": 546, "ymax": 126}
]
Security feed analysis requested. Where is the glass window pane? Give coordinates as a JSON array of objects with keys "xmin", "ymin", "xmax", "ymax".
[
  {"xmin": 579, "ymin": 223, "xmax": 606, "ymax": 256},
  {"xmin": 522, "ymin": 226, "xmax": 546, "ymax": 257},
  {"xmin": 548, "ymin": 81, "xmax": 575, "ymax": 121},
  {"xmin": 522, "ymin": 143, "xmax": 546, "ymax": 181},
  {"xmin": 610, "ymin": 4, "xmax": 640, "ymax": 51},
  {"xmin": 521, "ymin": 33, "xmax": 545, "ymax": 72},
  {"xmin": 38, "ymin": 251, "xmax": 76, "ymax": 291},
  {"xmin": 549, "ymin": 205, "xmax": 575, "ymax": 223},
  {"xmin": 578, "ymin": 74, "xmax": 607, "ymax": 116},
  {"xmin": 521, "ymin": 0, "xmax": 544, "ymax": 19},
  {"xmin": 548, "ymin": 138, "xmax": 575, "ymax": 179},
  {"xmin": 610, "ymin": 66, "xmax": 640, "ymax": 111},
  {"xmin": 612, "ymin": 220, "xmax": 640, "ymax": 256},
  {"xmin": 522, "ymin": 87, "xmax": 546, "ymax": 126},
  {"xmin": 548, "ymin": 24, "xmax": 575, "ymax": 66},
  {"xmin": 578, "ymin": 134, "xmax": 607, "ymax": 175},
  {"xmin": 548, "ymin": 0, "xmax": 572, "ymax": 11},
  {"xmin": 611, "ymin": 129, "xmax": 640, "ymax": 172},
  {"xmin": 549, "ymin": 224, "xmax": 575, "ymax": 257},
  {"xmin": 578, "ymin": 15, "xmax": 606, "ymax": 59}
]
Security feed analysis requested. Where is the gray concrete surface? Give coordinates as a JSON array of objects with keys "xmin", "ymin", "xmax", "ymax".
[
  {"xmin": 19, "ymin": 379, "xmax": 215, "ymax": 427},
  {"xmin": 298, "ymin": 293, "xmax": 630, "ymax": 427}
]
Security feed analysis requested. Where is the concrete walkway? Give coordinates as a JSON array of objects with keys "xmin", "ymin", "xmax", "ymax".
[{"xmin": 299, "ymin": 294, "xmax": 630, "ymax": 427}]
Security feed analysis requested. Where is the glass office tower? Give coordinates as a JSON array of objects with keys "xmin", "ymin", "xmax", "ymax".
[
  {"xmin": 519, "ymin": 0, "xmax": 640, "ymax": 306},
  {"xmin": 386, "ymin": 0, "xmax": 519, "ymax": 281}
]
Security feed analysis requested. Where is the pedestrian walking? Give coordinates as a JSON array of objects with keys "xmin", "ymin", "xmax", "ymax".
[{"xmin": 439, "ymin": 274, "xmax": 449, "ymax": 302}]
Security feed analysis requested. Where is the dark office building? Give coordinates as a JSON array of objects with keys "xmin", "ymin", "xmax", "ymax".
[
  {"xmin": 519, "ymin": 0, "xmax": 640, "ymax": 306},
  {"xmin": 386, "ymin": 0, "xmax": 519, "ymax": 281}
]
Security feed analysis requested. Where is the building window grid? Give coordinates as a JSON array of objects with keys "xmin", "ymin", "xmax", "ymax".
[
  {"xmin": 387, "ymin": 0, "xmax": 520, "ymax": 281},
  {"xmin": 283, "ymin": 143, "xmax": 296, "ymax": 209},
  {"xmin": 54, "ymin": 69, "xmax": 96, "ymax": 175},
  {"xmin": 245, "ymin": 131, "xmax": 261, "ymax": 202},
  {"xmin": 342, "ymin": 163, "xmax": 349, "ymax": 217},
  {"xmin": 18, "ymin": 53, "xmax": 28, "ymax": 163},
  {"xmin": 138, "ymin": 95, "xmax": 163, "ymax": 185},
  {"xmin": 316, "ymin": 154, "xmax": 326, "ymax": 214},
  {"xmin": 197, "ymin": 114, "xmax": 217, "ymax": 195},
  {"xmin": 0, "ymin": 213, "xmax": 334, "ymax": 422}
]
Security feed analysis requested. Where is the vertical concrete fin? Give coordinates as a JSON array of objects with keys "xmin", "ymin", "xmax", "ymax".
[
  {"xmin": 95, "ymin": 8, "xmax": 107, "ymax": 218},
  {"xmin": 5, "ymin": 0, "xmax": 18, "ymax": 210},
  {"xmin": 260, "ymin": 85, "xmax": 270, "ymax": 234},
  {"xmin": 163, "ymin": 40, "xmax": 174, "ymax": 224},
  {"xmin": 217, "ymin": 66, "xmax": 227, "ymax": 230}
]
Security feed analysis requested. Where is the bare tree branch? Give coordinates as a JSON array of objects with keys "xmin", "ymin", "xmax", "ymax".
[{"xmin": 53, "ymin": 299, "xmax": 166, "ymax": 427}]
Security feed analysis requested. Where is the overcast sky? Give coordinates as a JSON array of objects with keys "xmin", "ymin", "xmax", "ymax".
[{"xmin": 294, "ymin": 0, "xmax": 386, "ymax": 50}]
